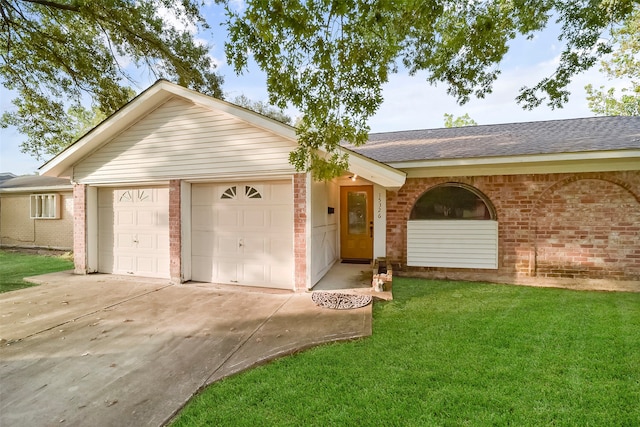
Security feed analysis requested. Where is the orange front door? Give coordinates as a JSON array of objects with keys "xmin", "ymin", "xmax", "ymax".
[{"xmin": 340, "ymin": 185, "xmax": 373, "ymax": 261}]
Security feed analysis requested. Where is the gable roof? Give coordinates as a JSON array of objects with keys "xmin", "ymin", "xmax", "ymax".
[
  {"xmin": 350, "ymin": 116, "xmax": 640, "ymax": 163},
  {"xmin": 39, "ymin": 80, "xmax": 404, "ymax": 189},
  {"xmin": 39, "ymin": 80, "xmax": 298, "ymax": 178}
]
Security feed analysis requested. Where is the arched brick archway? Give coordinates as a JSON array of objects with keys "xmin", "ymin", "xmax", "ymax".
[{"xmin": 531, "ymin": 177, "xmax": 640, "ymax": 280}]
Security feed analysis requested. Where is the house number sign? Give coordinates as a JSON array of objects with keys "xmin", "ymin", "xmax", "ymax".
[{"xmin": 377, "ymin": 192, "xmax": 383, "ymax": 219}]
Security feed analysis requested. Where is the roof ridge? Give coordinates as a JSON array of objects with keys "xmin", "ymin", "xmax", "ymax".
[{"xmin": 367, "ymin": 116, "xmax": 633, "ymax": 136}]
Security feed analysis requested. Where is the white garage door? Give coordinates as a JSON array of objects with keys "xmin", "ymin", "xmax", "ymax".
[
  {"xmin": 98, "ymin": 187, "xmax": 170, "ymax": 278},
  {"xmin": 191, "ymin": 181, "xmax": 294, "ymax": 289}
]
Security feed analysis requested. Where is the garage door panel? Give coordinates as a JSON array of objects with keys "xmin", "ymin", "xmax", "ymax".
[
  {"xmin": 136, "ymin": 234, "xmax": 157, "ymax": 250},
  {"xmin": 242, "ymin": 263, "xmax": 268, "ymax": 284},
  {"xmin": 116, "ymin": 211, "xmax": 135, "ymax": 226},
  {"xmin": 191, "ymin": 256, "xmax": 212, "ymax": 278},
  {"xmin": 136, "ymin": 210, "xmax": 156, "ymax": 227},
  {"xmin": 218, "ymin": 209, "xmax": 240, "ymax": 228},
  {"xmin": 217, "ymin": 236, "xmax": 241, "ymax": 255},
  {"xmin": 98, "ymin": 187, "xmax": 169, "ymax": 279},
  {"xmin": 136, "ymin": 257, "xmax": 154, "ymax": 273},
  {"xmin": 116, "ymin": 256, "xmax": 134, "ymax": 273},
  {"xmin": 270, "ymin": 238, "xmax": 293, "ymax": 258},
  {"xmin": 192, "ymin": 206, "xmax": 214, "ymax": 230},
  {"xmin": 242, "ymin": 237, "xmax": 267, "ymax": 257},
  {"xmin": 271, "ymin": 209, "xmax": 294, "ymax": 228},
  {"xmin": 191, "ymin": 181, "xmax": 293, "ymax": 289},
  {"xmin": 270, "ymin": 183, "xmax": 293, "ymax": 201},
  {"xmin": 191, "ymin": 185, "xmax": 215, "ymax": 205},
  {"xmin": 157, "ymin": 234, "xmax": 169, "ymax": 250},
  {"xmin": 243, "ymin": 210, "xmax": 267, "ymax": 228},
  {"xmin": 192, "ymin": 231, "xmax": 214, "ymax": 255},
  {"xmin": 116, "ymin": 233, "xmax": 137, "ymax": 250},
  {"xmin": 136, "ymin": 256, "xmax": 167, "ymax": 276},
  {"xmin": 217, "ymin": 261, "xmax": 238, "ymax": 282}
]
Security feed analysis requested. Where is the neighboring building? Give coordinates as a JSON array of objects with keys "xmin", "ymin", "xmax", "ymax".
[
  {"xmin": 0, "ymin": 173, "xmax": 17, "ymax": 183},
  {"xmin": 0, "ymin": 175, "xmax": 74, "ymax": 250},
  {"xmin": 39, "ymin": 80, "xmax": 640, "ymax": 291}
]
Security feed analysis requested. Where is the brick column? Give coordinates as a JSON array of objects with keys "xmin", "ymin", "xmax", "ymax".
[
  {"xmin": 73, "ymin": 183, "xmax": 87, "ymax": 274},
  {"xmin": 169, "ymin": 180, "xmax": 182, "ymax": 283},
  {"xmin": 293, "ymin": 173, "xmax": 307, "ymax": 291}
]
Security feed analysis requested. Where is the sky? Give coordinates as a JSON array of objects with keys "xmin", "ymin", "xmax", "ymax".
[{"xmin": 0, "ymin": 3, "xmax": 631, "ymax": 176}]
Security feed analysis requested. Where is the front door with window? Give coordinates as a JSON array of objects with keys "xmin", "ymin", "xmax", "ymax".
[{"xmin": 340, "ymin": 185, "xmax": 373, "ymax": 261}]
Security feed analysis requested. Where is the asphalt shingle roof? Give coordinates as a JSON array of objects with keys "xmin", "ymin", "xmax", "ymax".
[
  {"xmin": 348, "ymin": 116, "xmax": 640, "ymax": 163},
  {"xmin": 0, "ymin": 175, "xmax": 72, "ymax": 190}
]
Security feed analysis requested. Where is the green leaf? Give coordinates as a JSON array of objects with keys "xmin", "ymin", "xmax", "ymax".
[
  {"xmin": 221, "ymin": 0, "xmax": 636, "ymax": 177},
  {"xmin": 0, "ymin": 0, "xmax": 224, "ymax": 160}
]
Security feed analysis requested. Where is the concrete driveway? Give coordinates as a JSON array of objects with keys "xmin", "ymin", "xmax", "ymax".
[{"xmin": 0, "ymin": 272, "xmax": 371, "ymax": 426}]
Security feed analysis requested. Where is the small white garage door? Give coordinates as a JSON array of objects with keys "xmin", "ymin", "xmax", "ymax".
[
  {"xmin": 191, "ymin": 181, "xmax": 294, "ymax": 289},
  {"xmin": 98, "ymin": 187, "xmax": 170, "ymax": 278}
]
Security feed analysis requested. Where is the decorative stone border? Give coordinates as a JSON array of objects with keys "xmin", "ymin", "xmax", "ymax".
[{"xmin": 311, "ymin": 292, "xmax": 372, "ymax": 310}]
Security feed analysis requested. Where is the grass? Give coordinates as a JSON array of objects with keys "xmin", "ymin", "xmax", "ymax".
[
  {"xmin": 173, "ymin": 278, "xmax": 640, "ymax": 426},
  {"xmin": 0, "ymin": 249, "xmax": 73, "ymax": 293}
]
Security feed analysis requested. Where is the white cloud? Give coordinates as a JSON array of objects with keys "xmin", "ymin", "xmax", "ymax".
[
  {"xmin": 156, "ymin": 5, "xmax": 198, "ymax": 34},
  {"xmin": 228, "ymin": 0, "xmax": 246, "ymax": 13}
]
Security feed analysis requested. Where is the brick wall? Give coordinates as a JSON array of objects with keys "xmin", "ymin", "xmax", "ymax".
[
  {"xmin": 387, "ymin": 171, "xmax": 640, "ymax": 284},
  {"xmin": 0, "ymin": 192, "xmax": 73, "ymax": 249},
  {"xmin": 169, "ymin": 180, "xmax": 181, "ymax": 283},
  {"xmin": 0, "ymin": 194, "xmax": 35, "ymax": 246},
  {"xmin": 293, "ymin": 173, "xmax": 307, "ymax": 290},
  {"xmin": 73, "ymin": 184, "xmax": 87, "ymax": 274}
]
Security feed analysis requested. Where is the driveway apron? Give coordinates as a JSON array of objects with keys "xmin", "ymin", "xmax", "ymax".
[{"xmin": 0, "ymin": 272, "xmax": 371, "ymax": 426}]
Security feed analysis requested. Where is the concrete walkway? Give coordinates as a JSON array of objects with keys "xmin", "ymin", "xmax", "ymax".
[{"xmin": 0, "ymin": 272, "xmax": 372, "ymax": 426}]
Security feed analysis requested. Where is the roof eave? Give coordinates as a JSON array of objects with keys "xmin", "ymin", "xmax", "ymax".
[
  {"xmin": 387, "ymin": 149, "xmax": 640, "ymax": 178},
  {"xmin": 0, "ymin": 185, "xmax": 73, "ymax": 193},
  {"xmin": 339, "ymin": 147, "xmax": 406, "ymax": 190}
]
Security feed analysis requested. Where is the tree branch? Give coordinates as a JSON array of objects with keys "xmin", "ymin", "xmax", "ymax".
[{"xmin": 20, "ymin": 0, "xmax": 80, "ymax": 12}]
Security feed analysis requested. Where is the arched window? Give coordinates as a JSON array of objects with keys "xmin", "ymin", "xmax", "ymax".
[
  {"xmin": 410, "ymin": 183, "xmax": 496, "ymax": 220},
  {"xmin": 407, "ymin": 183, "xmax": 498, "ymax": 270}
]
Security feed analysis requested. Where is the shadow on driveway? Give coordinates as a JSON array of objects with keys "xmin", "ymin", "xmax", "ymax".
[{"xmin": 0, "ymin": 272, "xmax": 371, "ymax": 426}]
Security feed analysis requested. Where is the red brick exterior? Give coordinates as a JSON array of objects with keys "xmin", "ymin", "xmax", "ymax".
[
  {"xmin": 293, "ymin": 173, "xmax": 308, "ymax": 290},
  {"xmin": 169, "ymin": 180, "xmax": 182, "ymax": 283},
  {"xmin": 387, "ymin": 171, "xmax": 640, "ymax": 286},
  {"xmin": 73, "ymin": 184, "xmax": 87, "ymax": 274}
]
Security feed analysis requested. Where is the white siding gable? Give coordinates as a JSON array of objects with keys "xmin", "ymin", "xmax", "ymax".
[
  {"xmin": 407, "ymin": 220, "xmax": 498, "ymax": 269},
  {"xmin": 74, "ymin": 97, "xmax": 297, "ymax": 184}
]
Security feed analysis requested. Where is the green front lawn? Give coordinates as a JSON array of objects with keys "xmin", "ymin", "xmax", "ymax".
[
  {"xmin": 174, "ymin": 278, "xmax": 640, "ymax": 426},
  {"xmin": 0, "ymin": 249, "xmax": 73, "ymax": 293}
]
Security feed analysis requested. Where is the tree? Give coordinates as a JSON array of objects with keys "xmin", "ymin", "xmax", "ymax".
[
  {"xmin": 444, "ymin": 113, "xmax": 478, "ymax": 128},
  {"xmin": 0, "ymin": 0, "xmax": 224, "ymax": 160},
  {"xmin": 231, "ymin": 94, "xmax": 293, "ymax": 125},
  {"xmin": 221, "ymin": 0, "xmax": 636, "ymax": 179},
  {"xmin": 585, "ymin": 6, "xmax": 640, "ymax": 116},
  {"xmin": 585, "ymin": 86, "xmax": 640, "ymax": 116}
]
